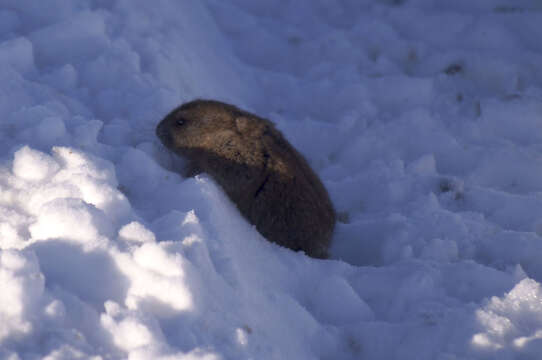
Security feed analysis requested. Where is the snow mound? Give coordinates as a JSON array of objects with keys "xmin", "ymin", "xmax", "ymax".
[{"xmin": 1, "ymin": 0, "xmax": 542, "ymax": 359}]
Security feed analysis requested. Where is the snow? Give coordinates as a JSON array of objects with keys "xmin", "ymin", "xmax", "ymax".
[{"xmin": 1, "ymin": 0, "xmax": 542, "ymax": 359}]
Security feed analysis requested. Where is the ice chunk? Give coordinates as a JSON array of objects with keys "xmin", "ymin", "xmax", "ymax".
[
  {"xmin": 0, "ymin": 37, "xmax": 34, "ymax": 73},
  {"xmin": 118, "ymin": 222, "xmax": 156, "ymax": 244},
  {"xmin": 29, "ymin": 11, "xmax": 109, "ymax": 66},
  {"xmin": 29, "ymin": 198, "xmax": 112, "ymax": 248},
  {"xmin": 12, "ymin": 146, "xmax": 59, "ymax": 182},
  {"xmin": 0, "ymin": 249, "xmax": 44, "ymax": 341},
  {"xmin": 311, "ymin": 276, "xmax": 374, "ymax": 324}
]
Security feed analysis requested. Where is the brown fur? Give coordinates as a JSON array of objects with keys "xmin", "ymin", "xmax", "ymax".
[{"xmin": 156, "ymin": 99, "xmax": 335, "ymax": 258}]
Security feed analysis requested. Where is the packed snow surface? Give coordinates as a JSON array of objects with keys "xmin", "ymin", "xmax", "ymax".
[{"xmin": 1, "ymin": 0, "xmax": 542, "ymax": 359}]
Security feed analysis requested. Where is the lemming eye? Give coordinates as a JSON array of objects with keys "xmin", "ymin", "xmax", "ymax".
[{"xmin": 176, "ymin": 119, "xmax": 184, "ymax": 126}]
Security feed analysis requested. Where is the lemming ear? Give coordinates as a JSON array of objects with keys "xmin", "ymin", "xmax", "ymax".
[{"xmin": 235, "ymin": 116, "xmax": 250, "ymax": 133}]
